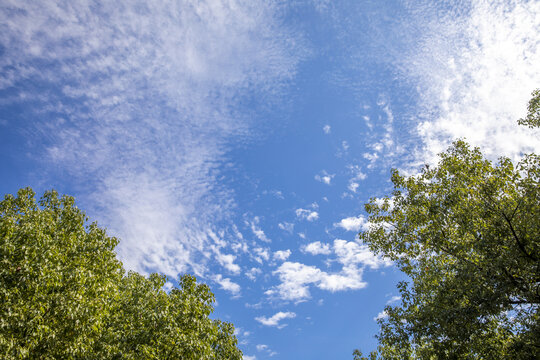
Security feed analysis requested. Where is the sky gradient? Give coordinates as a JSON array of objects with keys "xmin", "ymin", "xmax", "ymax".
[{"xmin": 1, "ymin": 1, "xmax": 539, "ymax": 359}]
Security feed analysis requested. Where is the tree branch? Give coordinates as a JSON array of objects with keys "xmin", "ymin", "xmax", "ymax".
[{"xmin": 501, "ymin": 211, "xmax": 537, "ymax": 262}]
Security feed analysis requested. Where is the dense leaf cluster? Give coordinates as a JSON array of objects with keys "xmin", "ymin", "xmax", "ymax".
[
  {"xmin": 519, "ymin": 89, "xmax": 540, "ymax": 128},
  {"xmin": 0, "ymin": 189, "xmax": 242, "ymax": 359},
  {"xmin": 355, "ymin": 91, "xmax": 540, "ymax": 359}
]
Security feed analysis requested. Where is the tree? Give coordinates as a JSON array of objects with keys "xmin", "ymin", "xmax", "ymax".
[
  {"xmin": 519, "ymin": 89, "xmax": 540, "ymax": 128},
  {"xmin": 0, "ymin": 188, "xmax": 242, "ymax": 359},
  {"xmin": 355, "ymin": 92, "xmax": 540, "ymax": 359}
]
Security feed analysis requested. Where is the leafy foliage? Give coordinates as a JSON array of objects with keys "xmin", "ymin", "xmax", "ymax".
[
  {"xmin": 355, "ymin": 92, "xmax": 540, "ymax": 359},
  {"xmin": 0, "ymin": 188, "xmax": 242, "ymax": 359},
  {"xmin": 518, "ymin": 89, "xmax": 540, "ymax": 128}
]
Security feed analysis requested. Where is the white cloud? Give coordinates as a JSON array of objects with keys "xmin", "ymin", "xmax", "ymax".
[
  {"xmin": 315, "ymin": 171, "xmax": 335, "ymax": 185},
  {"xmin": 269, "ymin": 240, "xmax": 391, "ymax": 301},
  {"xmin": 333, "ymin": 239, "xmax": 392, "ymax": 269},
  {"xmin": 334, "ymin": 215, "xmax": 369, "ymax": 232},
  {"xmin": 255, "ymin": 311, "xmax": 296, "ymax": 328},
  {"xmin": 269, "ymin": 190, "xmax": 284, "ymax": 199},
  {"xmin": 399, "ymin": 0, "xmax": 540, "ymax": 166},
  {"xmin": 348, "ymin": 164, "xmax": 367, "ymax": 181},
  {"xmin": 246, "ymin": 267, "xmax": 262, "ymax": 281},
  {"xmin": 348, "ymin": 182, "xmax": 359, "ymax": 193},
  {"xmin": 256, "ymin": 344, "xmax": 278, "ymax": 357},
  {"xmin": 251, "ymin": 217, "xmax": 271, "ymax": 243},
  {"xmin": 214, "ymin": 250, "xmax": 241, "ymax": 275},
  {"xmin": 373, "ymin": 197, "xmax": 395, "ymax": 212},
  {"xmin": 234, "ymin": 327, "xmax": 242, "ymax": 336},
  {"xmin": 323, "ymin": 124, "xmax": 331, "ymax": 134},
  {"xmin": 317, "ymin": 270, "xmax": 366, "ymax": 292},
  {"xmin": 245, "ymin": 302, "xmax": 263, "ymax": 309},
  {"xmin": 278, "ymin": 222, "xmax": 294, "ymax": 233},
  {"xmin": 363, "ymin": 152, "xmax": 379, "ymax": 169},
  {"xmin": 374, "ymin": 310, "xmax": 388, "ymax": 322},
  {"xmin": 163, "ymin": 281, "xmax": 174, "ymax": 293},
  {"xmin": 387, "ymin": 295, "xmax": 401, "ymax": 304},
  {"xmin": 267, "ymin": 262, "xmax": 321, "ymax": 301},
  {"xmin": 243, "ymin": 356, "xmax": 256, "ymax": 360},
  {"xmin": 273, "ymin": 249, "xmax": 292, "ymax": 261},
  {"xmin": 296, "ymin": 208, "xmax": 319, "ymax": 221},
  {"xmin": 362, "ymin": 115, "xmax": 372, "ymax": 129},
  {"xmin": 0, "ymin": 1, "xmax": 301, "ymax": 278},
  {"xmin": 303, "ymin": 241, "xmax": 331, "ymax": 255},
  {"xmin": 253, "ymin": 247, "xmax": 270, "ymax": 264},
  {"xmin": 268, "ymin": 261, "xmax": 366, "ymax": 302},
  {"xmin": 213, "ymin": 274, "xmax": 241, "ymax": 297},
  {"xmin": 231, "ymin": 240, "xmax": 249, "ymax": 254},
  {"xmin": 232, "ymin": 224, "xmax": 244, "ymax": 240}
]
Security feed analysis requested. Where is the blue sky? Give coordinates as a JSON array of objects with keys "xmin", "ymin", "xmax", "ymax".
[{"xmin": 1, "ymin": 0, "xmax": 539, "ymax": 358}]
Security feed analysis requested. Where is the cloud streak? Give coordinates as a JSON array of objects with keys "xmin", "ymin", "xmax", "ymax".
[{"xmin": 255, "ymin": 311, "xmax": 296, "ymax": 328}]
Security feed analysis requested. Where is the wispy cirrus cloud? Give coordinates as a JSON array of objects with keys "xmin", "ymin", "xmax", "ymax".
[
  {"xmin": 0, "ymin": 0, "xmax": 303, "ymax": 277},
  {"xmin": 321, "ymin": 0, "xmax": 539, "ymax": 174},
  {"xmin": 398, "ymin": 0, "xmax": 540, "ymax": 165}
]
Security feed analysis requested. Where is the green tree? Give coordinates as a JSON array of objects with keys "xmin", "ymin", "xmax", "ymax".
[
  {"xmin": 0, "ymin": 188, "xmax": 242, "ymax": 359},
  {"xmin": 518, "ymin": 89, "xmax": 540, "ymax": 128},
  {"xmin": 355, "ymin": 93, "xmax": 540, "ymax": 359}
]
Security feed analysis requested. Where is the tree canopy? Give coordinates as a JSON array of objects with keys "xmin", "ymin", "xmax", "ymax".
[
  {"xmin": 355, "ymin": 91, "xmax": 540, "ymax": 359},
  {"xmin": 0, "ymin": 188, "xmax": 242, "ymax": 359},
  {"xmin": 519, "ymin": 88, "xmax": 540, "ymax": 128}
]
